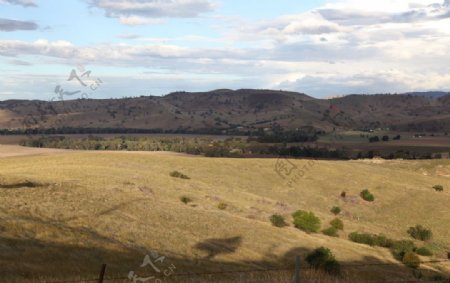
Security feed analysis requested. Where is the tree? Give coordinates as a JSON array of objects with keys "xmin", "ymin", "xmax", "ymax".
[
  {"xmin": 369, "ymin": 136, "xmax": 380, "ymax": 143},
  {"xmin": 306, "ymin": 247, "xmax": 340, "ymax": 274}
]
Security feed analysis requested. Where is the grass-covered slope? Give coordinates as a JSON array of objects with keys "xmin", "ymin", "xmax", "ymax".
[{"xmin": 0, "ymin": 152, "xmax": 449, "ymax": 282}]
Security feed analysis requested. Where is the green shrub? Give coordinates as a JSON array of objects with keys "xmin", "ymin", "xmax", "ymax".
[
  {"xmin": 349, "ymin": 232, "xmax": 374, "ymax": 245},
  {"xmin": 270, "ymin": 214, "xmax": 287, "ymax": 227},
  {"xmin": 180, "ymin": 196, "xmax": 192, "ymax": 204},
  {"xmin": 402, "ymin": 251, "xmax": 420, "ymax": 269},
  {"xmin": 170, "ymin": 171, "xmax": 190, "ymax": 179},
  {"xmin": 306, "ymin": 247, "xmax": 340, "ymax": 274},
  {"xmin": 407, "ymin": 225, "xmax": 432, "ymax": 241},
  {"xmin": 322, "ymin": 227, "xmax": 339, "ymax": 237},
  {"xmin": 217, "ymin": 202, "xmax": 227, "ymax": 210},
  {"xmin": 433, "ymin": 185, "xmax": 443, "ymax": 192},
  {"xmin": 330, "ymin": 206, "xmax": 341, "ymax": 215},
  {"xmin": 392, "ymin": 240, "xmax": 416, "ymax": 260},
  {"xmin": 330, "ymin": 218, "xmax": 344, "ymax": 230},
  {"xmin": 360, "ymin": 189, "xmax": 375, "ymax": 202},
  {"xmin": 348, "ymin": 232, "xmax": 393, "ymax": 247},
  {"xmin": 415, "ymin": 247, "xmax": 433, "ymax": 256},
  {"xmin": 292, "ymin": 210, "xmax": 321, "ymax": 233}
]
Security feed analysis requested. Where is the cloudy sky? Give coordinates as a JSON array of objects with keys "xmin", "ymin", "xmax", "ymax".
[{"xmin": 1, "ymin": 0, "xmax": 449, "ymax": 100}]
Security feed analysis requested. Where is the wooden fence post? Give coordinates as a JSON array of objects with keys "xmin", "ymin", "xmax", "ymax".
[
  {"xmin": 98, "ymin": 264, "xmax": 107, "ymax": 283},
  {"xmin": 295, "ymin": 255, "xmax": 301, "ymax": 283}
]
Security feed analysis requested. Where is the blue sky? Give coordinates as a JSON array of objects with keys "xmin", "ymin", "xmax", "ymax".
[{"xmin": 1, "ymin": 0, "xmax": 450, "ymax": 100}]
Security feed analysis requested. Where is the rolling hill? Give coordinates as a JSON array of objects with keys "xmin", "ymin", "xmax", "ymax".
[
  {"xmin": 1, "ymin": 89, "xmax": 449, "ymax": 134},
  {"xmin": 0, "ymin": 149, "xmax": 449, "ymax": 282}
]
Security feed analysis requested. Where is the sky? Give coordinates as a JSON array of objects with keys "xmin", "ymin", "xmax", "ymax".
[{"xmin": 0, "ymin": 0, "xmax": 449, "ymax": 100}]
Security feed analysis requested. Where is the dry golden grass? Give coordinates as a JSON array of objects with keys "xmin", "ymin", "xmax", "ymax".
[{"xmin": 0, "ymin": 151, "xmax": 449, "ymax": 282}]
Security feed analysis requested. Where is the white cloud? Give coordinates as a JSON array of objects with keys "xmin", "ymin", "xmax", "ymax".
[
  {"xmin": 118, "ymin": 15, "xmax": 163, "ymax": 25},
  {"xmin": 0, "ymin": 18, "xmax": 38, "ymax": 31},
  {"xmin": 1, "ymin": 0, "xmax": 450, "ymax": 98},
  {"xmin": 0, "ymin": 0, "xmax": 36, "ymax": 7},
  {"xmin": 88, "ymin": 0, "xmax": 215, "ymax": 25}
]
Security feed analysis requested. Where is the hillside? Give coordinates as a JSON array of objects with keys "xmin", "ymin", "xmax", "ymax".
[
  {"xmin": 0, "ymin": 149, "xmax": 449, "ymax": 282},
  {"xmin": 1, "ymin": 90, "xmax": 449, "ymax": 134}
]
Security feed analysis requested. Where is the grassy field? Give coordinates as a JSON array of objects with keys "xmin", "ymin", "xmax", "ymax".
[{"xmin": 0, "ymin": 149, "xmax": 449, "ymax": 282}]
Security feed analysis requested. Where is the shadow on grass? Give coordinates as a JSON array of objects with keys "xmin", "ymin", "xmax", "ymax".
[
  {"xmin": 0, "ymin": 233, "xmax": 447, "ymax": 282},
  {"xmin": 0, "ymin": 180, "xmax": 47, "ymax": 189}
]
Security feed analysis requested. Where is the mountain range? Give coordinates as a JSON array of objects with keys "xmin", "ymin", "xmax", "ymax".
[{"xmin": 1, "ymin": 89, "xmax": 449, "ymax": 133}]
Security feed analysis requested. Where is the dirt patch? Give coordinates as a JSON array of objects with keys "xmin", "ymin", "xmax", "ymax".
[{"xmin": 0, "ymin": 145, "xmax": 67, "ymax": 159}]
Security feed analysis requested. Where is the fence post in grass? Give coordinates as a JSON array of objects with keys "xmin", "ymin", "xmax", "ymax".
[
  {"xmin": 295, "ymin": 255, "xmax": 301, "ymax": 283},
  {"xmin": 98, "ymin": 263, "xmax": 107, "ymax": 283}
]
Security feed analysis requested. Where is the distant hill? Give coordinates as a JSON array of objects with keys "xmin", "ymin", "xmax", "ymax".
[
  {"xmin": 403, "ymin": 91, "xmax": 449, "ymax": 98},
  {"xmin": 0, "ymin": 89, "xmax": 449, "ymax": 133}
]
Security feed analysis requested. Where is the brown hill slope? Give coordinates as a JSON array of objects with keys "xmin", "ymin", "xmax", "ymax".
[{"xmin": 0, "ymin": 90, "xmax": 449, "ymax": 133}]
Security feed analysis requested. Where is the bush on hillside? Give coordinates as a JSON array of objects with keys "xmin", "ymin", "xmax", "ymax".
[
  {"xmin": 217, "ymin": 202, "xmax": 227, "ymax": 210},
  {"xmin": 330, "ymin": 218, "xmax": 344, "ymax": 230},
  {"xmin": 402, "ymin": 251, "xmax": 421, "ymax": 269},
  {"xmin": 322, "ymin": 227, "xmax": 339, "ymax": 237},
  {"xmin": 407, "ymin": 225, "xmax": 432, "ymax": 241},
  {"xmin": 415, "ymin": 247, "xmax": 433, "ymax": 256},
  {"xmin": 270, "ymin": 214, "xmax": 287, "ymax": 227},
  {"xmin": 292, "ymin": 210, "xmax": 321, "ymax": 233},
  {"xmin": 306, "ymin": 247, "xmax": 340, "ymax": 275},
  {"xmin": 180, "ymin": 196, "xmax": 192, "ymax": 204},
  {"xmin": 360, "ymin": 189, "xmax": 375, "ymax": 202},
  {"xmin": 170, "ymin": 171, "xmax": 190, "ymax": 179},
  {"xmin": 348, "ymin": 232, "xmax": 393, "ymax": 247},
  {"xmin": 392, "ymin": 240, "xmax": 416, "ymax": 260},
  {"xmin": 433, "ymin": 184, "xmax": 443, "ymax": 192},
  {"xmin": 330, "ymin": 206, "xmax": 341, "ymax": 215}
]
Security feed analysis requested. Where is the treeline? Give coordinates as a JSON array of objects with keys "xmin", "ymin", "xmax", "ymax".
[
  {"xmin": 0, "ymin": 127, "xmax": 227, "ymax": 135},
  {"xmin": 0, "ymin": 127, "xmax": 321, "ymax": 142},
  {"xmin": 18, "ymin": 134, "xmax": 446, "ymax": 160},
  {"xmin": 19, "ymin": 135, "xmax": 347, "ymax": 159}
]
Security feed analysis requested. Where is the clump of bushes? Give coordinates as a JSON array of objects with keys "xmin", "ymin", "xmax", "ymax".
[
  {"xmin": 402, "ymin": 251, "xmax": 420, "ymax": 269},
  {"xmin": 415, "ymin": 247, "xmax": 433, "ymax": 256},
  {"xmin": 392, "ymin": 240, "xmax": 416, "ymax": 261},
  {"xmin": 217, "ymin": 202, "xmax": 227, "ymax": 210},
  {"xmin": 292, "ymin": 210, "xmax": 321, "ymax": 233},
  {"xmin": 407, "ymin": 225, "xmax": 432, "ymax": 241},
  {"xmin": 270, "ymin": 214, "xmax": 287, "ymax": 227},
  {"xmin": 180, "ymin": 196, "xmax": 192, "ymax": 204},
  {"xmin": 170, "ymin": 171, "xmax": 190, "ymax": 179},
  {"xmin": 330, "ymin": 218, "xmax": 344, "ymax": 230},
  {"xmin": 306, "ymin": 247, "xmax": 340, "ymax": 274},
  {"xmin": 433, "ymin": 185, "xmax": 443, "ymax": 192},
  {"xmin": 330, "ymin": 206, "xmax": 341, "ymax": 215},
  {"xmin": 360, "ymin": 189, "xmax": 375, "ymax": 202},
  {"xmin": 322, "ymin": 227, "xmax": 339, "ymax": 237},
  {"xmin": 348, "ymin": 232, "xmax": 393, "ymax": 247}
]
